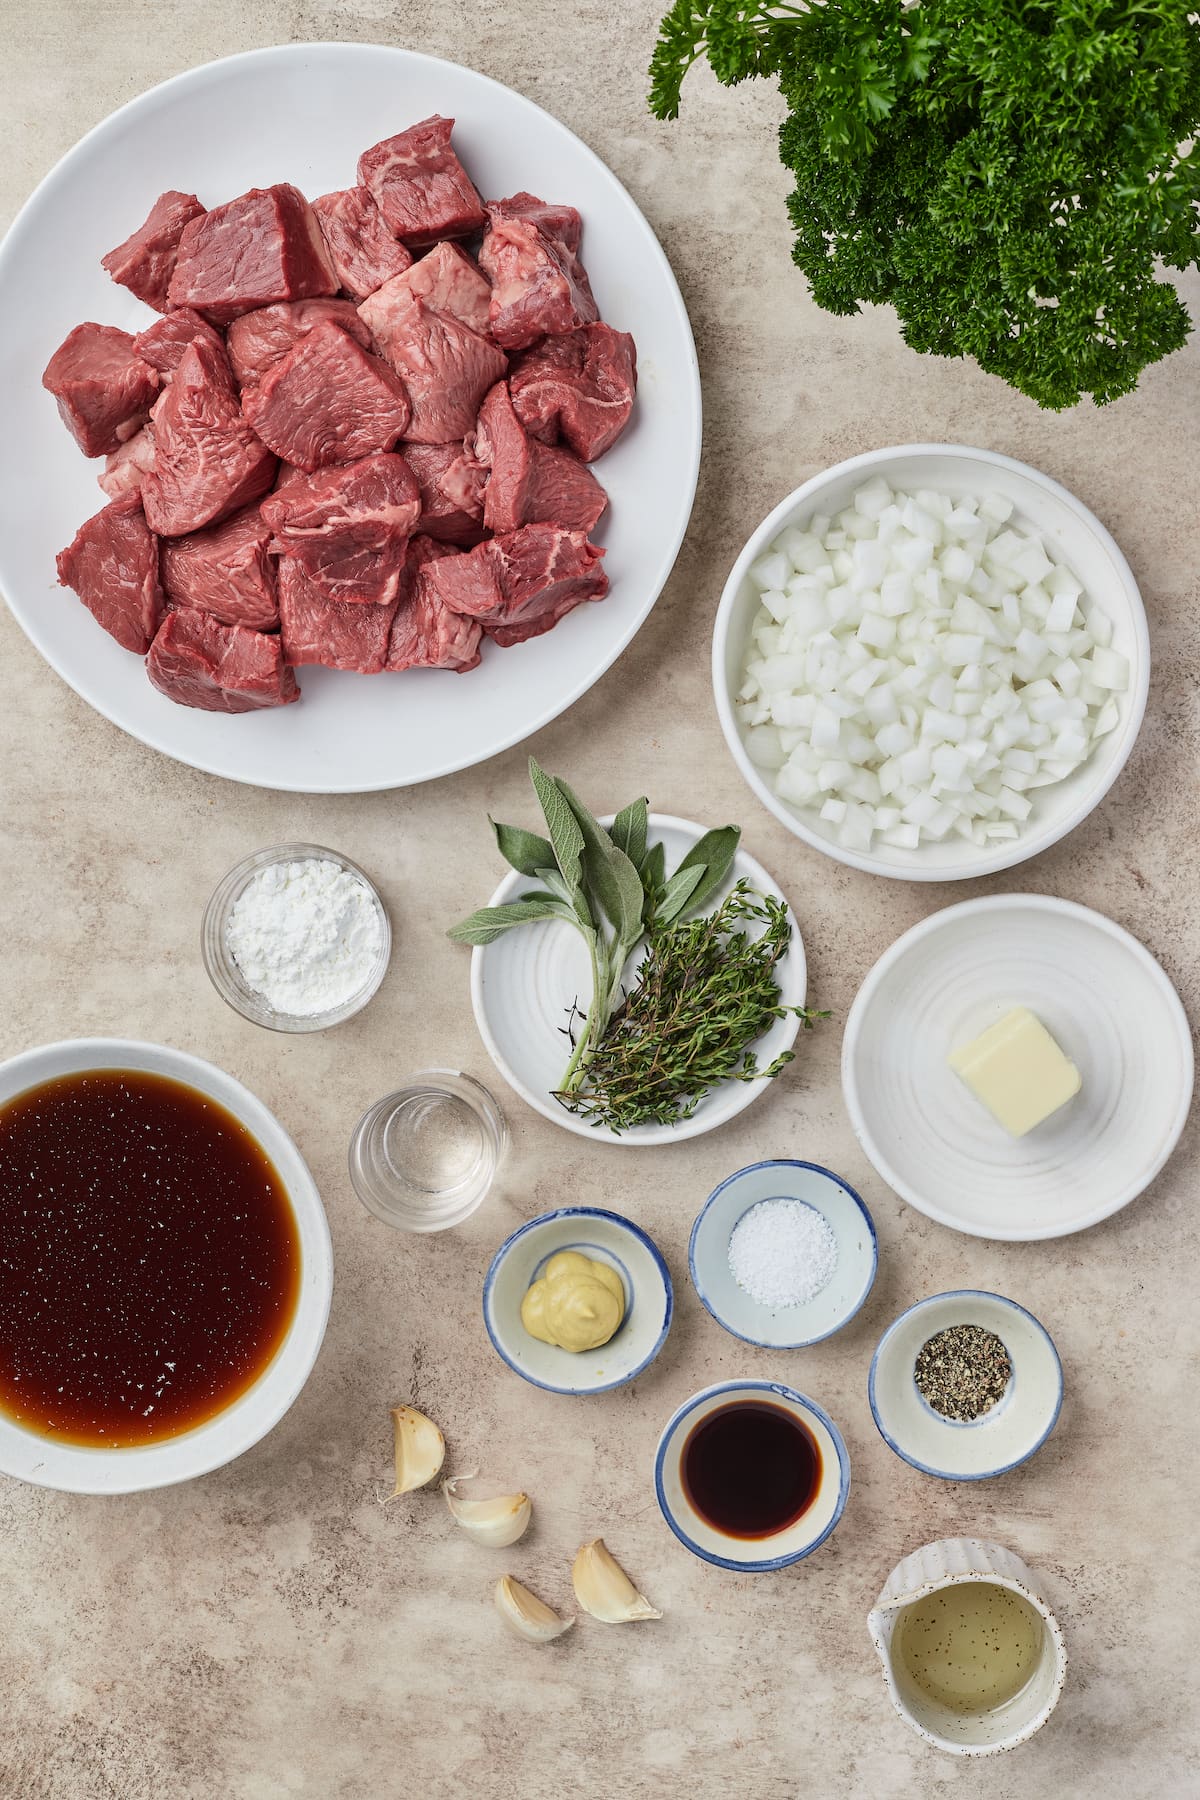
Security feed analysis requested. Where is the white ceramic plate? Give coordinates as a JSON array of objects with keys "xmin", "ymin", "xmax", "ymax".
[
  {"xmin": 470, "ymin": 814, "xmax": 808, "ymax": 1144},
  {"xmin": 842, "ymin": 895, "xmax": 1193, "ymax": 1240},
  {"xmin": 712, "ymin": 445, "xmax": 1150, "ymax": 879},
  {"xmin": 0, "ymin": 1038, "xmax": 332, "ymax": 1493},
  {"xmin": 0, "ymin": 43, "xmax": 701, "ymax": 793}
]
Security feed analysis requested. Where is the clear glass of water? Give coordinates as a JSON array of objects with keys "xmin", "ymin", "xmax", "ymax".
[{"xmin": 348, "ymin": 1070, "xmax": 508, "ymax": 1231}]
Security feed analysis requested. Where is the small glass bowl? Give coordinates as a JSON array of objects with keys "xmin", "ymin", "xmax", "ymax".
[
  {"xmin": 202, "ymin": 843, "xmax": 391, "ymax": 1033},
  {"xmin": 349, "ymin": 1070, "xmax": 508, "ymax": 1232}
]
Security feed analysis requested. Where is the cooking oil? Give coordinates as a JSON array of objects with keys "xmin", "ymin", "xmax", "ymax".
[{"xmin": 894, "ymin": 1580, "xmax": 1043, "ymax": 1714}]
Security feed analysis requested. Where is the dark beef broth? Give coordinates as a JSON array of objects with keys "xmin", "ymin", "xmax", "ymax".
[
  {"xmin": 681, "ymin": 1400, "xmax": 821, "ymax": 1539},
  {"xmin": 0, "ymin": 1069, "xmax": 300, "ymax": 1446}
]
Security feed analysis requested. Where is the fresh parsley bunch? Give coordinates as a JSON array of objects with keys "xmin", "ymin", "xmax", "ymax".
[{"xmin": 650, "ymin": 0, "xmax": 1200, "ymax": 408}]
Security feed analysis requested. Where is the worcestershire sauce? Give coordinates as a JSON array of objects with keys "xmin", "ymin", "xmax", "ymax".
[
  {"xmin": 682, "ymin": 1400, "xmax": 821, "ymax": 1538},
  {"xmin": 0, "ymin": 1069, "xmax": 301, "ymax": 1447}
]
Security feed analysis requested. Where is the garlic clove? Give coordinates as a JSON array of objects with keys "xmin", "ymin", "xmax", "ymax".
[
  {"xmin": 571, "ymin": 1538, "xmax": 663, "ymax": 1623},
  {"xmin": 390, "ymin": 1405, "xmax": 445, "ymax": 1496},
  {"xmin": 443, "ymin": 1477, "xmax": 532, "ymax": 1548},
  {"xmin": 494, "ymin": 1574, "xmax": 574, "ymax": 1643}
]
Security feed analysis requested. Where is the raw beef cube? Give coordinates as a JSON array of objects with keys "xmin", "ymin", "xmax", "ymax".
[
  {"xmin": 260, "ymin": 452, "xmax": 421, "ymax": 605},
  {"xmin": 241, "ymin": 320, "xmax": 411, "ymax": 471},
  {"xmin": 278, "ymin": 555, "xmax": 398, "ymax": 673},
  {"xmin": 146, "ymin": 608, "xmax": 299, "ymax": 713},
  {"xmin": 99, "ymin": 425, "xmax": 157, "ymax": 500},
  {"xmin": 428, "ymin": 523, "xmax": 607, "ymax": 645},
  {"xmin": 478, "ymin": 211, "xmax": 598, "ymax": 350},
  {"xmin": 133, "ymin": 308, "xmax": 226, "ymax": 378},
  {"xmin": 227, "ymin": 299, "xmax": 373, "ymax": 390},
  {"xmin": 509, "ymin": 323, "xmax": 637, "ymax": 462},
  {"xmin": 101, "ymin": 190, "xmax": 206, "ymax": 312},
  {"xmin": 486, "ymin": 191, "xmax": 581, "ymax": 257},
  {"xmin": 400, "ymin": 441, "xmax": 487, "ymax": 546},
  {"xmin": 364, "ymin": 295, "xmax": 506, "ymax": 443},
  {"xmin": 42, "ymin": 323, "xmax": 160, "ymax": 458},
  {"xmin": 312, "ymin": 187, "xmax": 412, "ymax": 302},
  {"xmin": 167, "ymin": 184, "xmax": 338, "ymax": 324},
  {"xmin": 358, "ymin": 241, "xmax": 491, "ymax": 338},
  {"xmin": 141, "ymin": 336, "xmax": 277, "ymax": 537},
  {"xmin": 386, "ymin": 537, "xmax": 482, "ymax": 672},
  {"xmin": 358, "ymin": 116, "xmax": 486, "ymax": 245},
  {"xmin": 160, "ymin": 505, "xmax": 278, "ymax": 631},
  {"xmin": 474, "ymin": 381, "xmax": 607, "ymax": 535},
  {"xmin": 55, "ymin": 491, "xmax": 164, "ymax": 654}
]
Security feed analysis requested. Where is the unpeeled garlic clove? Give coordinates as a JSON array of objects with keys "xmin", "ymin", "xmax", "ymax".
[
  {"xmin": 443, "ymin": 1477, "xmax": 532, "ymax": 1547},
  {"xmin": 390, "ymin": 1405, "xmax": 445, "ymax": 1496},
  {"xmin": 572, "ymin": 1538, "xmax": 662, "ymax": 1623},
  {"xmin": 494, "ymin": 1574, "xmax": 574, "ymax": 1643}
]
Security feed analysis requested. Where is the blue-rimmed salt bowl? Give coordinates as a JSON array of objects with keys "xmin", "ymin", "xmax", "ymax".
[
  {"xmin": 869, "ymin": 1290, "xmax": 1063, "ymax": 1480},
  {"xmin": 654, "ymin": 1380, "xmax": 851, "ymax": 1570},
  {"xmin": 689, "ymin": 1160, "xmax": 878, "ymax": 1348},
  {"xmin": 483, "ymin": 1207, "xmax": 672, "ymax": 1395}
]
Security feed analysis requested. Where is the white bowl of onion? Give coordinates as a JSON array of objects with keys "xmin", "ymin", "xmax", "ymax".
[{"xmin": 712, "ymin": 445, "xmax": 1149, "ymax": 880}]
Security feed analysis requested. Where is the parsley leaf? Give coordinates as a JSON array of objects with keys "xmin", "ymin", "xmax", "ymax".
[{"xmin": 649, "ymin": 0, "xmax": 1200, "ymax": 408}]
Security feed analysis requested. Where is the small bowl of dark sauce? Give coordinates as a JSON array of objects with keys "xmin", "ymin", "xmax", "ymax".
[{"xmin": 654, "ymin": 1380, "xmax": 850, "ymax": 1570}]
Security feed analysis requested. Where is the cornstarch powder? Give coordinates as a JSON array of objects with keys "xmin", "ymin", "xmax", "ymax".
[
  {"xmin": 226, "ymin": 858, "xmax": 384, "ymax": 1016},
  {"xmin": 728, "ymin": 1198, "xmax": 838, "ymax": 1307}
]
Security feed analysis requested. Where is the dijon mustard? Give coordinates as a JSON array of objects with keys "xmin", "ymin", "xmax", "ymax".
[{"xmin": 520, "ymin": 1251, "xmax": 625, "ymax": 1353}]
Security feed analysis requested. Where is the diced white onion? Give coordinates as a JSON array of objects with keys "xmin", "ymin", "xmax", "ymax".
[{"xmin": 735, "ymin": 480, "xmax": 1125, "ymax": 854}]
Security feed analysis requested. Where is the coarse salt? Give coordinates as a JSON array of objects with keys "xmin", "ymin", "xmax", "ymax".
[
  {"xmin": 225, "ymin": 857, "xmax": 385, "ymax": 1017},
  {"xmin": 728, "ymin": 1198, "xmax": 838, "ymax": 1308}
]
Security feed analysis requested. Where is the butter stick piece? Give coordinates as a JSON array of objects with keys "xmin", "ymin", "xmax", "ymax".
[{"xmin": 948, "ymin": 1005, "xmax": 1081, "ymax": 1137}]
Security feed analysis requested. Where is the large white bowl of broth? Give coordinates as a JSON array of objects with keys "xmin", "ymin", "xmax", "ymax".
[{"xmin": 0, "ymin": 1038, "xmax": 332, "ymax": 1493}]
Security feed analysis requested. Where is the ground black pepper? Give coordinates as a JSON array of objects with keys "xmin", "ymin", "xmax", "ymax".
[{"xmin": 913, "ymin": 1323, "xmax": 1012, "ymax": 1421}]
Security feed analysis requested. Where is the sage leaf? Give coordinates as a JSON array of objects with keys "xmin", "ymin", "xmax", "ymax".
[
  {"xmin": 641, "ymin": 839, "xmax": 667, "ymax": 897},
  {"xmin": 557, "ymin": 779, "xmax": 647, "ymax": 944},
  {"xmin": 447, "ymin": 898, "xmax": 574, "ymax": 946},
  {"xmin": 491, "ymin": 817, "xmax": 555, "ymax": 878},
  {"xmin": 653, "ymin": 861, "xmax": 706, "ymax": 927},
  {"xmin": 529, "ymin": 758, "xmax": 585, "ymax": 897},
  {"xmin": 668, "ymin": 826, "xmax": 740, "ymax": 917},
  {"xmin": 610, "ymin": 797, "xmax": 649, "ymax": 869}
]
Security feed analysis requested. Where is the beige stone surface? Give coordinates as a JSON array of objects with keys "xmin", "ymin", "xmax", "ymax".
[{"xmin": 2, "ymin": 3, "xmax": 1197, "ymax": 1795}]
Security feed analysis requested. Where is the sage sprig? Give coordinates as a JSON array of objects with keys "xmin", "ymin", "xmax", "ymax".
[{"xmin": 448, "ymin": 759, "xmax": 740, "ymax": 1094}]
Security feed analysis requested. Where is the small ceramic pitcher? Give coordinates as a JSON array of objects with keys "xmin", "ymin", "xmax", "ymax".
[{"xmin": 868, "ymin": 1537, "xmax": 1067, "ymax": 1757}]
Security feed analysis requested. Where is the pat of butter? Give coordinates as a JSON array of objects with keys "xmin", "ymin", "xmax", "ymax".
[{"xmin": 948, "ymin": 1006, "xmax": 1081, "ymax": 1137}]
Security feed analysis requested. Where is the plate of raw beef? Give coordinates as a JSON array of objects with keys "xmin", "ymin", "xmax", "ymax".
[{"xmin": 0, "ymin": 43, "xmax": 700, "ymax": 791}]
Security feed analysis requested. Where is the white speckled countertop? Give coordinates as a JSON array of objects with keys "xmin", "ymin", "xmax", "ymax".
[{"xmin": 2, "ymin": 5, "xmax": 1197, "ymax": 1795}]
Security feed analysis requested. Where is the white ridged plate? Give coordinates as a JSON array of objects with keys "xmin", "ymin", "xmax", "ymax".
[
  {"xmin": 470, "ymin": 815, "xmax": 807, "ymax": 1144},
  {"xmin": 842, "ymin": 895, "xmax": 1193, "ymax": 1240},
  {"xmin": 0, "ymin": 43, "xmax": 700, "ymax": 792}
]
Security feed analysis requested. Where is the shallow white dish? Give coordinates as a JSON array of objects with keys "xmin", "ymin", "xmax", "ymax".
[
  {"xmin": 689, "ymin": 1160, "xmax": 877, "ymax": 1347},
  {"xmin": 0, "ymin": 42, "xmax": 701, "ymax": 793},
  {"xmin": 712, "ymin": 444, "xmax": 1149, "ymax": 880},
  {"xmin": 869, "ymin": 1291, "xmax": 1062, "ymax": 1480},
  {"xmin": 843, "ymin": 894, "xmax": 1193, "ymax": 1240},
  {"xmin": 0, "ymin": 1038, "xmax": 332, "ymax": 1494},
  {"xmin": 483, "ymin": 1207, "xmax": 672, "ymax": 1395},
  {"xmin": 470, "ymin": 814, "xmax": 808, "ymax": 1144},
  {"xmin": 654, "ymin": 1380, "xmax": 850, "ymax": 1570}
]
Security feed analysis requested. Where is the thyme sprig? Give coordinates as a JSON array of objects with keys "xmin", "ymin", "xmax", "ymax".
[{"xmin": 556, "ymin": 881, "xmax": 825, "ymax": 1132}]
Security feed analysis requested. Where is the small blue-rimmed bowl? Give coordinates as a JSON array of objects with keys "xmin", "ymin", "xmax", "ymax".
[
  {"xmin": 869, "ymin": 1290, "xmax": 1063, "ymax": 1481},
  {"xmin": 483, "ymin": 1207, "xmax": 673, "ymax": 1395},
  {"xmin": 655, "ymin": 1381, "xmax": 851, "ymax": 1570},
  {"xmin": 689, "ymin": 1161, "xmax": 878, "ymax": 1348}
]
